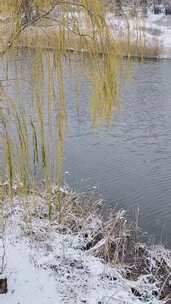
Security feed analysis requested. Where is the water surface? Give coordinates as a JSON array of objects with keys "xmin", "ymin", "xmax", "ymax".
[
  {"xmin": 64, "ymin": 59, "xmax": 171, "ymax": 246},
  {"xmin": 1, "ymin": 51, "xmax": 171, "ymax": 246}
]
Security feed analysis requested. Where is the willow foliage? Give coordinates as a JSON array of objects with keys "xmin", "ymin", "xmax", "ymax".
[{"xmin": 0, "ymin": 0, "xmax": 135, "ymax": 211}]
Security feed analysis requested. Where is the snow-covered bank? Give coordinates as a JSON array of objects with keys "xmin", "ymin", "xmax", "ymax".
[
  {"xmin": 0, "ymin": 192, "xmax": 170, "ymax": 304},
  {"xmin": 51, "ymin": 8, "xmax": 171, "ymax": 59},
  {"xmin": 61, "ymin": 10, "xmax": 171, "ymax": 59},
  {"xmin": 106, "ymin": 12, "xmax": 171, "ymax": 59},
  {"xmin": 1, "ymin": 7, "xmax": 171, "ymax": 59}
]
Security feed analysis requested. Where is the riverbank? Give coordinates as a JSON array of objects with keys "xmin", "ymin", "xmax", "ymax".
[
  {"xmin": 1, "ymin": 9, "xmax": 170, "ymax": 59},
  {"xmin": 0, "ymin": 188, "xmax": 170, "ymax": 303}
]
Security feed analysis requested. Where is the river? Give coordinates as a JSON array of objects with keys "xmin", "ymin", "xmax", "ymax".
[{"xmin": 0, "ymin": 50, "xmax": 171, "ymax": 246}]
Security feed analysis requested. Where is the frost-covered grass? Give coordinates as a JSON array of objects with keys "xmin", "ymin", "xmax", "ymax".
[{"xmin": 0, "ymin": 190, "xmax": 170, "ymax": 304}]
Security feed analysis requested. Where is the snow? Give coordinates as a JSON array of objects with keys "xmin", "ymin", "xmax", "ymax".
[
  {"xmin": 0, "ymin": 198, "xmax": 161, "ymax": 304},
  {"xmin": 106, "ymin": 12, "xmax": 171, "ymax": 58},
  {"xmin": 62, "ymin": 9, "xmax": 171, "ymax": 58},
  {"xmin": 1, "ymin": 236, "xmax": 59, "ymax": 304}
]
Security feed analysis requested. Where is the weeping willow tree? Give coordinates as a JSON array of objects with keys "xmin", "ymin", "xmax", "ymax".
[{"xmin": 0, "ymin": 0, "xmax": 141, "ymax": 213}]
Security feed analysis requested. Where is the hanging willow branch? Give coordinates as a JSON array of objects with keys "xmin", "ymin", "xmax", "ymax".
[
  {"xmin": 0, "ymin": 0, "xmax": 125, "ymax": 206},
  {"xmin": 0, "ymin": 0, "xmax": 109, "ymax": 57}
]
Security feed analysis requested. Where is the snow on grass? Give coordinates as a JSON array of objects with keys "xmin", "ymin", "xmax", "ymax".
[
  {"xmin": 1, "ymin": 234, "xmax": 59, "ymax": 304},
  {"xmin": 50, "ymin": 7, "xmax": 171, "ymax": 58},
  {"xmin": 106, "ymin": 11, "xmax": 171, "ymax": 58},
  {"xmin": 0, "ymin": 197, "xmax": 162, "ymax": 304}
]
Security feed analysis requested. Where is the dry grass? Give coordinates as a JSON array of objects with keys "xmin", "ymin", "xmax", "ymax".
[
  {"xmin": 0, "ymin": 3, "xmax": 168, "ymax": 301},
  {"xmin": 15, "ymin": 23, "xmax": 161, "ymax": 59},
  {"xmin": 2, "ymin": 187, "xmax": 170, "ymax": 301}
]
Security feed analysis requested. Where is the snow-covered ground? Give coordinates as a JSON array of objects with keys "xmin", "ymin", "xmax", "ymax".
[
  {"xmin": 61, "ymin": 9, "xmax": 171, "ymax": 58},
  {"xmin": 0, "ymin": 195, "xmax": 170, "ymax": 304},
  {"xmin": 139, "ymin": 12, "xmax": 171, "ymax": 58},
  {"xmin": 106, "ymin": 12, "xmax": 171, "ymax": 58},
  {"xmin": 1, "ymin": 7, "xmax": 171, "ymax": 58}
]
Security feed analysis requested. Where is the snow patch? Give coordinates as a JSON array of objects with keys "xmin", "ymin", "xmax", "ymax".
[{"xmin": 0, "ymin": 200, "xmax": 162, "ymax": 304}]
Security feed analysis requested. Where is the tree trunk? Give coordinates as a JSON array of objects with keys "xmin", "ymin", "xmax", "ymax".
[
  {"xmin": 21, "ymin": 0, "xmax": 32, "ymax": 24},
  {"xmin": 21, "ymin": 0, "xmax": 39, "ymax": 25}
]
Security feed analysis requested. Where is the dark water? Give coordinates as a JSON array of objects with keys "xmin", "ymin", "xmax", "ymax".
[
  {"xmin": 64, "ymin": 59, "xmax": 171, "ymax": 246},
  {"xmin": 1, "ymin": 51, "xmax": 171, "ymax": 246}
]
